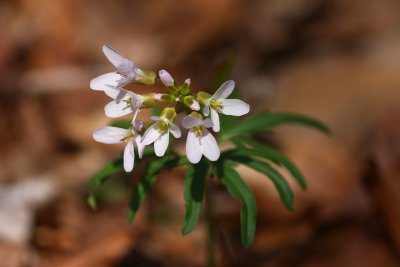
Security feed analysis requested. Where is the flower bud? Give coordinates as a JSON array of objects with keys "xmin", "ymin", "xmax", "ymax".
[
  {"xmin": 159, "ymin": 69, "xmax": 174, "ymax": 87},
  {"xmin": 183, "ymin": 96, "xmax": 200, "ymax": 111},
  {"xmin": 179, "ymin": 78, "xmax": 191, "ymax": 95}
]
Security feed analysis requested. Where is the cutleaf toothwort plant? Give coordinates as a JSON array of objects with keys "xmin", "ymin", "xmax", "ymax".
[{"xmin": 89, "ymin": 44, "xmax": 329, "ymax": 247}]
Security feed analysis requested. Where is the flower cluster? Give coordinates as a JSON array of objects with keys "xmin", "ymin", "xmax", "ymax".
[{"xmin": 91, "ymin": 44, "xmax": 250, "ymax": 172}]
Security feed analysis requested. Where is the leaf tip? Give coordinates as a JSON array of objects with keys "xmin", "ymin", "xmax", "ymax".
[
  {"xmin": 87, "ymin": 195, "xmax": 97, "ymax": 210},
  {"xmin": 127, "ymin": 211, "xmax": 135, "ymax": 224},
  {"xmin": 181, "ymin": 227, "xmax": 192, "ymax": 236}
]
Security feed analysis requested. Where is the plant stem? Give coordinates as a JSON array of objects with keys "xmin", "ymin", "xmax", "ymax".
[{"xmin": 205, "ymin": 181, "xmax": 216, "ymax": 267}]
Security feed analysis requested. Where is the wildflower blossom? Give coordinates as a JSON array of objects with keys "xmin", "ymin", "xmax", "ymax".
[
  {"xmin": 92, "ymin": 126, "xmax": 144, "ymax": 172},
  {"xmin": 182, "ymin": 113, "xmax": 220, "ymax": 163},
  {"xmin": 103, "ymin": 87, "xmax": 142, "ymax": 122},
  {"xmin": 200, "ymin": 80, "xmax": 250, "ymax": 132},
  {"xmin": 90, "ymin": 44, "xmax": 155, "ymax": 91},
  {"xmin": 141, "ymin": 108, "xmax": 181, "ymax": 157}
]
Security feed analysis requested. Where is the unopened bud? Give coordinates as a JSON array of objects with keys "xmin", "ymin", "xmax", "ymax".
[
  {"xmin": 159, "ymin": 69, "xmax": 174, "ymax": 87},
  {"xmin": 183, "ymin": 96, "xmax": 200, "ymax": 111},
  {"xmin": 180, "ymin": 79, "xmax": 191, "ymax": 95},
  {"xmin": 154, "ymin": 93, "xmax": 163, "ymax": 101}
]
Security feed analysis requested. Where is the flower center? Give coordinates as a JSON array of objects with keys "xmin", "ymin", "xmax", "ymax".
[
  {"xmin": 192, "ymin": 126, "xmax": 204, "ymax": 137},
  {"xmin": 120, "ymin": 131, "xmax": 134, "ymax": 142},
  {"xmin": 210, "ymin": 98, "xmax": 223, "ymax": 112},
  {"xmin": 123, "ymin": 98, "xmax": 132, "ymax": 105},
  {"xmin": 157, "ymin": 120, "xmax": 169, "ymax": 134}
]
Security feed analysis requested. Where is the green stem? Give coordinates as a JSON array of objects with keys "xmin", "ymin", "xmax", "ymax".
[{"xmin": 205, "ymin": 181, "xmax": 216, "ymax": 267}]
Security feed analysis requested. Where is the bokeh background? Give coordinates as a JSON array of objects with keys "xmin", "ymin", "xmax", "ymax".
[{"xmin": 1, "ymin": 0, "xmax": 400, "ymax": 266}]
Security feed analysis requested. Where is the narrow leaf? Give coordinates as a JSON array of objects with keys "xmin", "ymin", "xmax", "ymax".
[
  {"xmin": 217, "ymin": 161, "xmax": 257, "ymax": 247},
  {"xmin": 88, "ymin": 157, "xmax": 123, "ymax": 193},
  {"xmin": 233, "ymin": 137, "xmax": 307, "ymax": 189},
  {"xmin": 224, "ymin": 112, "xmax": 330, "ymax": 139},
  {"xmin": 182, "ymin": 160, "xmax": 208, "ymax": 235},
  {"xmin": 110, "ymin": 121, "xmax": 131, "ymax": 129},
  {"xmin": 151, "ymin": 106, "xmax": 161, "ymax": 116},
  {"xmin": 222, "ymin": 151, "xmax": 295, "ymax": 211}
]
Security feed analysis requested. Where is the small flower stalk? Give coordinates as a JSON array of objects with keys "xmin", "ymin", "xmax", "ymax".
[{"xmin": 91, "ymin": 44, "xmax": 250, "ymax": 171}]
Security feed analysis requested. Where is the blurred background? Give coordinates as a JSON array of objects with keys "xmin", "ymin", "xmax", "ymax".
[{"xmin": 1, "ymin": 0, "xmax": 400, "ymax": 266}]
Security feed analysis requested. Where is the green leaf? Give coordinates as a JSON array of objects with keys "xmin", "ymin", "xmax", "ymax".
[
  {"xmin": 233, "ymin": 137, "xmax": 307, "ymax": 189},
  {"xmin": 152, "ymin": 106, "xmax": 161, "ymax": 116},
  {"xmin": 223, "ymin": 112, "xmax": 330, "ymax": 140},
  {"xmin": 209, "ymin": 57, "xmax": 236, "ymax": 94},
  {"xmin": 222, "ymin": 151, "xmax": 294, "ymax": 211},
  {"xmin": 110, "ymin": 121, "xmax": 131, "ymax": 129},
  {"xmin": 181, "ymin": 160, "xmax": 208, "ymax": 235},
  {"xmin": 88, "ymin": 157, "xmax": 124, "ymax": 193},
  {"xmin": 87, "ymin": 194, "xmax": 97, "ymax": 209},
  {"xmin": 217, "ymin": 161, "xmax": 257, "ymax": 247},
  {"xmin": 127, "ymin": 155, "xmax": 187, "ymax": 223},
  {"xmin": 86, "ymin": 157, "xmax": 124, "ymax": 210}
]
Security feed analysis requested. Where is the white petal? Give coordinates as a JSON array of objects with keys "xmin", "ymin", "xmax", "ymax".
[
  {"xmin": 93, "ymin": 127, "xmax": 128, "ymax": 144},
  {"xmin": 211, "ymin": 109, "xmax": 220, "ymax": 132},
  {"xmin": 102, "ymin": 44, "xmax": 127, "ymax": 68},
  {"xmin": 90, "ymin": 72, "xmax": 122, "ymax": 91},
  {"xmin": 134, "ymin": 134, "xmax": 145, "ymax": 159},
  {"xmin": 201, "ymin": 129, "xmax": 220, "ymax": 161},
  {"xmin": 154, "ymin": 132, "xmax": 169, "ymax": 157},
  {"xmin": 116, "ymin": 72, "xmax": 136, "ymax": 88},
  {"xmin": 212, "ymin": 80, "xmax": 235, "ymax": 99},
  {"xmin": 116, "ymin": 60, "xmax": 135, "ymax": 76},
  {"xmin": 203, "ymin": 103, "xmax": 210, "ymax": 116},
  {"xmin": 169, "ymin": 122, "xmax": 181, "ymax": 138},
  {"xmin": 126, "ymin": 91, "xmax": 141, "ymax": 108},
  {"xmin": 159, "ymin": 69, "xmax": 174, "ymax": 86},
  {"xmin": 123, "ymin": 140, "xmax": 135, "ymax": 172},
  {"xmin": 220, "ymin": 99, "xmax": 250, "ymax": 116},
  {"xmin": 202, "ymin": 118, "xmax": 214, "ymax": 128},
  {"xmin": 141, "ymin": 124, "xmax": 161, "ymax": 145},
  {"xmin": 186, "ymin": 131, "xmax": 202, "ymax": 164},
  {"xmin": 104, "ymin": 87, "xmax": 133, "ymax": 102},
  {"xmin": 182, "ymin": 115, "xmax": 202, "ymax": 129},
  {"xmin": 104, "ymin": 100, "xmax": 132, "ymax": 118}
]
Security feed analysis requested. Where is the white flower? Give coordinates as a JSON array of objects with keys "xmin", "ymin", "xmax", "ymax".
[
  {"xmin": 103, "ymin": 86, "xmax": 143, "ymax": 123},
  {"xmin": 93, "ymin": 126, "xmax": 144, "ymax": 172},
  {"xmin": 159, "ymin": 70, "xmax": 174, "ymax": 87},
  {"xmin": 182, "ymin": 115, "xmax": 220, "ymax": 163},
  {"xmin": 90, "ymin": 44, "xmax": 143, "ymax": 91},
  {"xmin": 141, "ymin": 112, "xmax": 181, "ymax": 157},
  {"xmin": 203, "ymin": 80, "xmax": 250, "ymax": 132}
]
